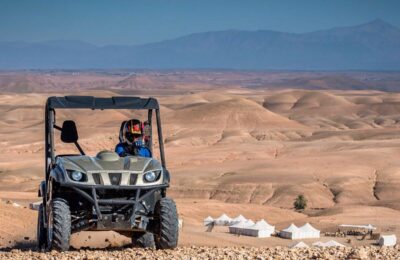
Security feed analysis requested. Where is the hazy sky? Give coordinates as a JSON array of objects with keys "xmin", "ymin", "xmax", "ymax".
[{"xmin": 0, "ymin": 0, "xmax": 399, "ymax": 46}]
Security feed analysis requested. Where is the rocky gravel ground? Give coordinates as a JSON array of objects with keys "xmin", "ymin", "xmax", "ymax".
[{"xmin": 0, "ymin": 245, "xmax": 399, "ymax": 260}]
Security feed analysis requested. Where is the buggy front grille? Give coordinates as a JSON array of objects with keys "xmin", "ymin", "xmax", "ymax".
[
  {"xmin": 109, "ymin": 173, "xmax": 122, "ymax": 185},
  {"xmin": 129, "ymin": 174, "xmax": 138, "ymax": 185},
  {"xmin": 92, "ymin": 173, "xmax": 103, "ymax": 185}
]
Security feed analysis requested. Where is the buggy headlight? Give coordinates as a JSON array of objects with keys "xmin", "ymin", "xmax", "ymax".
[
  {"xmin": 69, "ymin": 170, "xmax": 83, "ymax": 181},
  {"xmin": 143, "ymin": 170, "xmax": 161, "ymax": 183}
]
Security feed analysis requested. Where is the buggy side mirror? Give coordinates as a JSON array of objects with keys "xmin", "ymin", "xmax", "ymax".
[{"xmin": 61, "ymin": 120, "xmax": 79, "ymax": 143}]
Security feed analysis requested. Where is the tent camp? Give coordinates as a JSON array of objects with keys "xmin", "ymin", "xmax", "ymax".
[
  {"xmin": 289, "ymin": 241, "xmax": 309, "ymax": 248},
  {"xmin": 279, "ymin": 224, "xmax": 302, "ymax": 239},
  {"xmin": 240, "ymin": 219, "xmax": 275, "ymax": 238},
  {"xmin": 299, "ymin": 223, "xmax": 320, "ymax": 239},
  {"xmin": 229, "ymin": 220, "xmax": 255, "ymax": 235},
  {"xmin": 214, "ymin": 214, "xmax": 232, "ymax": 226},
  {"xmin": 203, "ymin": 216, "xmax": 214, "ymax": 226},
  {"xmin": 378, "ymin": 235, "xmax": 397, "ymax": 247},
  {"xmin": 230, "ymin": 215, "xmax": 247, "ymax": 225},
  {"xmin": 313, "ymin": 240, "xmax": 345, "ymax": 247}
]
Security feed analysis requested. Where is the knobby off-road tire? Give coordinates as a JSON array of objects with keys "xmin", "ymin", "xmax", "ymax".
[
  {"xmin": 48, "ymin": 198, "xmax": 71, "ymax": 251},
  {"xmin": 154, "ymin": 197, "xmax": 179, "ymax": 249},
  {"xmin": 132, "ymin": 232, "xmax": 156, "ymax": 248},
  {"xmin": 37, "ymin": 204, "xmax": 47, "ymax": 251}
]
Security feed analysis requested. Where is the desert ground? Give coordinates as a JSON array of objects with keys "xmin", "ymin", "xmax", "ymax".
[{"xmin": 0, "ymin": 71, "xmax": 400, "ymax": 258}]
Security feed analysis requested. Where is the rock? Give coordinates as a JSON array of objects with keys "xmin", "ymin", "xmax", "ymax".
[
  {"xmin": 359, "ymin": 248, "xmax": 369, "ymax": 259},
  {"xmin": 11, "ymin": 202, "xmax": 21, "ymax": 208}
]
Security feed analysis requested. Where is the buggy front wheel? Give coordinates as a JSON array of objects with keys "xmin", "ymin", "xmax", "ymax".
[
  {"xmin": 46, "ymin": 197, "xmax": 71, "ymax": 251},
  {"xmin": 154, "ymin": 197, "xmax": 179, "ymax": 249}
]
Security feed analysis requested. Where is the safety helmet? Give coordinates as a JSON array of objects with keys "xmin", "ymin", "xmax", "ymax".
[{"xmin": 122, "ymin": 119, "xmax": 143, "ymax": 145}]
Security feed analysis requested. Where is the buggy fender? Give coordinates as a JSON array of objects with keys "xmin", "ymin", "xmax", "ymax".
[
  {"xmin": 38, "ymin": 181, "xmax": 46, "ymax": 197},
  {"xmin": 163, "ymin": 168, "xmax": 170, "ymax": 184},
  {"xmin": 49, "ymin": 165, "xmax": 67, "ymax": 184}
]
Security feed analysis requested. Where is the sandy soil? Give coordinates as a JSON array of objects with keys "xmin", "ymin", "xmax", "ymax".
[
  {"xmin": 0, "ymin": 84, "xmax": 400, "ymax": 257},
  {"xmin": 1, "ymin": 246, "xmax": 400, "ymax": 260}
]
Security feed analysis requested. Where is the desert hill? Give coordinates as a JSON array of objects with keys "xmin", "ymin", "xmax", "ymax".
[
  {"xmin": 163, "ymin": 96, "xmax": 307, "ymax": 146},
  {"xmin": 1, "ymin": 89, "xmax": 400, "ymax": 207},
  {"xmin": 263, "ymin": 90, "xmax": 355, "ymax": 112}
]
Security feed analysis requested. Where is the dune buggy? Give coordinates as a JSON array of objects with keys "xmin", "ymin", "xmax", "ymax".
[{"xmin": 37, "ymin": 96, "xmax": 178, "ymax": 251}]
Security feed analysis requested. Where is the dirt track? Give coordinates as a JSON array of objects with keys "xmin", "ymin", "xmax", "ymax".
[{"xmin": 1, "ymin": 246, "xmax": 400, "ymax": 260}]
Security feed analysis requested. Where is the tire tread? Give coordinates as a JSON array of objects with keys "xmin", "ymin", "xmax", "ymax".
[
  {"xmin": 37, "ymin": 204, "xmax": 46, "ymax": 250},
  {"xmin": 132, "ymin": 232, "xmax": 155, "ymax": 248},
  {"xmin": 155, "ymin": 197, "xmax": 179, "ymax": 249},
  {"xmin": 50, "ymin": 197, "xmax": 71, "ymax": 251}
]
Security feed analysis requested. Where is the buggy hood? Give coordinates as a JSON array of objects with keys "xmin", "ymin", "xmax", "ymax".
[{"xmin": 58, "ymin": 151, "xmax": 161, "ymax": 173}]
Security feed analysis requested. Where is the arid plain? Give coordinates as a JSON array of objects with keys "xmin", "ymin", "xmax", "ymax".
[{"xmin": 0, "ymin": 71, "xmax": 400, "ymax": 252}]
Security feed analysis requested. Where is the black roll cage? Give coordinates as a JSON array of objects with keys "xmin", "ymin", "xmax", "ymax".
[{"xmin": 45, "ymin": 96, "xmax": 166, "ymax": 180}]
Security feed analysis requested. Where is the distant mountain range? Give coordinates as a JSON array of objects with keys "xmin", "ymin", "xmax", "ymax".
[{"xmin": 1, "ymin": 19, "xmax": 400, "ymax": 70}]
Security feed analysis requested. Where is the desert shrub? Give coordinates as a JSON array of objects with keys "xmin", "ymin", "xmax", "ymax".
[{"xmin": 294, "ymin": 194, "xmax": 307, "ymax": 210}]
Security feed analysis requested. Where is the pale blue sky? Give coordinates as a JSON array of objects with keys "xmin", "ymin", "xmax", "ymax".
[{"xmin": 0, "ymin": 0, "xmax": 399, "ymax": 45}]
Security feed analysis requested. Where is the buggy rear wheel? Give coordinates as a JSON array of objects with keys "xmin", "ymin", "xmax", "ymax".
[
  {"xmin": 154, "ymin": 197, "xmax": 179, "ymax": 249},
  {"xmin": 132, "ymin": 232, "xmax": 155, "ymax": 248},
  {"xmin": 37, "ymin": 204, "xmax": 47, "ymax": 251},
  {"xmin": 47, "ymin": 197, "xmax": 71, "ymax": 251}
]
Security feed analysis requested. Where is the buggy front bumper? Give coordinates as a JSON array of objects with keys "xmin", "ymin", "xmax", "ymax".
[{"xmin": 60, "ymin": 182, "xmax": 169, "ymax": 221}]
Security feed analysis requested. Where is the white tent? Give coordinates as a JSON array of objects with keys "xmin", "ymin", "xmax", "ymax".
[
  {"xmin": 299, "ymin": 223, "xmax": 320, "ymax": 239},
  {"xmin": 378, "ymin": 235, "xmax": 397, "ymax": 247},
  {"xmin": 241, "ymin": 219, "xmax": 275, "ymax": 238},
  {"xmin": 313, "ymin": 240, "xmax": 345, "ymax": 247},
  {"xmin": 229, "ymin": 220, "xmax": 255, "ymax": 235},
  {"xmin": 230, "ymin": 215, "xmax": 247, "ymax": 225},
  {"xmin": 214, "ymin": 214, "xmax": 232, "ymax": 226},
  {"xmin": 203, "ymin": 216, "xmax": 214, "ymax": 226},
  {"xmin": 279, "ymin": 224, "xmax": 302, "ymax": 239},
  {"xmin": 339, "ymin": 224, "xmax": 376, "ymax": 230},
  {"xmin": 289, "ymin": 241, "xmax": 309, "ymax": 248},
  {"xmin": 280, "ymin": 223, "xmax": 321, "ymax": 239}
]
